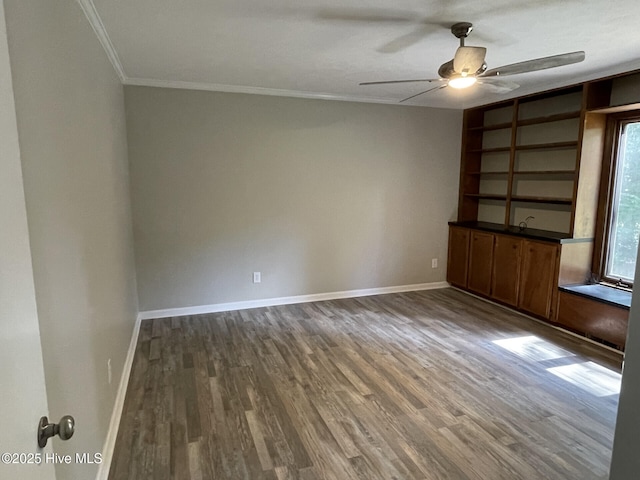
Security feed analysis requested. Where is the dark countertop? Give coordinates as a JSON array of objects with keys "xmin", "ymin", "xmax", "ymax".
[
  {"xmin": 559, "ymin": 284, "xmax": 631, "ymax": 310},
  {"xmin": 448, "ymin": 221, "xmax": 593, "ymax": 244}
]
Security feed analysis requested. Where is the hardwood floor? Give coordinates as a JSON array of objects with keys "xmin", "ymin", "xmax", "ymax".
[{"xmin": 108, "ymin": 288, "xmax": 622, "ymax": 480}]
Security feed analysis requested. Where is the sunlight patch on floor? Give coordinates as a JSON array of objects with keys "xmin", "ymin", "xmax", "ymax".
[
  {"xmin": 547, "ymin": 361, "xmax": 622, "ymax": 397},
  {"xmin": 492, "ymin": 335, "xmax": 576, "ymax": 362}
]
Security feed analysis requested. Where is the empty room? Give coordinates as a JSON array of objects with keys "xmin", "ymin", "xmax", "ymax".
[{"xmin": 2, "ymin": 1, "xmax": 640, "ymax": 480}]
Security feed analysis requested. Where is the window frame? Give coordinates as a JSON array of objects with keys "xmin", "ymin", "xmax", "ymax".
[{"xmin": 593, "ymin": 111, "xmax": 640, "ymax": 288}]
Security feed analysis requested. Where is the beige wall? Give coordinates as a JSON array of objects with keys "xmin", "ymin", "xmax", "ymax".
[
  {"xmin": 4, "ymin": 1, "xmax": 138, "ymax": 479},
  {"xmin": 125, "ymin": 86, "xmax": 462, "ymax": 312}
]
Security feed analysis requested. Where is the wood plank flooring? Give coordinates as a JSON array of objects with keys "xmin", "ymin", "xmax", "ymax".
[{"xmin": 108, "ymin": 288, "xmax": 622, "ymax": 480}]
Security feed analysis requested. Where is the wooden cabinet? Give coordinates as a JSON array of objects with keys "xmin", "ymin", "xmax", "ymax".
[
  {"xmin": 556, "ymin": 291, "xmax": 628, "ymax": 348},
  {"xmin": 447, "ymin": 225, "xmax": 629, "ymax": 348},
  {"xmin": 448, "ymin": 225, "xmax": 560, "ymax": 320},
  {"xmin": 518, "ymin": 240, "xmax": 559, "ymax": 319},
  {"xmin": 491, "ymin": 235, "xmax": 522, "ymax": 306},
  {"xmin": 468, "ymin": 231, "xmax": 494, "ymax": 296},
  {"xmin": 447, "ymin": 227, "xmax": 470, "ymax": 288},
  {"xmin": 447, "ymin": 224, "xmax": 628, "ymax": 348}
]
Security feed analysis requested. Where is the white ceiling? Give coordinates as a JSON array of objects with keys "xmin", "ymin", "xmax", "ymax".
[{"xmin": 86, "ymin": 0, "xmax": 640, "ymax": 109}]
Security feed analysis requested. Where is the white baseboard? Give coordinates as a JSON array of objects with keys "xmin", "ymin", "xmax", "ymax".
[
  {"xmin": 96, "ymin": 313, "xmax": 143, "ymax": 480},
  {"xmin": 139, "ymin": 281, "xmax": 450, "ymax": 320}
]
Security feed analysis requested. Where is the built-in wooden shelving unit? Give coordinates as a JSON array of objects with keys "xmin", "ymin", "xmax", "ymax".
[
  {"xmin": 456, "ymin": 80, "xmax": 616, "ymax": 236},
  {"xmin": 449, "ymin": 69, "xmax": 640, "ymax": 349}
]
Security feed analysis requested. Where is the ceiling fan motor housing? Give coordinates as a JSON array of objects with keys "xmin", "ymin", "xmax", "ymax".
[{"xmin": 451, "ymin": 22, "xmax": 473, "ymax": 40}]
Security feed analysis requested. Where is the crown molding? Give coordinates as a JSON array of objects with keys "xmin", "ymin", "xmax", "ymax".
[
  {"xmin": 76, "ymin": 0, "xmax": 126, "ymax": 82},
  {"xmin": 123, "ymin": 77, "xmax": 425, "ymax": 106},
  {"xmin": 73, "ymin": 1, "xmax": 436, "ymax": 107}
]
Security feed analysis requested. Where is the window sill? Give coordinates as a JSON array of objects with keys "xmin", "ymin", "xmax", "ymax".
[{"xmin": 559, "ymin": 284, "xmax": 631, "ymax": 310}]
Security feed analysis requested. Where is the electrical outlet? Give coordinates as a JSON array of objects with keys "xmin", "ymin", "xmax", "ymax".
[
  {"xmin": 107, "ymin": 358, "xmax": 112, "ymax": 385},
  {"xmin": 432, "ymin": 258, "xmax": 438, "ymax": 269},
  {"xmin": 253, "ymin": 272, "xmax": 261, "ymax": 284}
]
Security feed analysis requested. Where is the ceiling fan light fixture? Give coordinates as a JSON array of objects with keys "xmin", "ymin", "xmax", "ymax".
[
  {"xmin": 358, "ymin": 21, "xmax": 585, "ymax": 102},
  {"xmin": 448, "ymin": 74, "xmax": 477, "ymax": 89}
]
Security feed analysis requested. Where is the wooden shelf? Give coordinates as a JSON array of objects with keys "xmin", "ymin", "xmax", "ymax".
[
  {"xmin": 511, "ymin": 195, "xmax": 573, "ymax": 205},
  {"xmin": 464, "ymin": 194, "xmax": 507, "ymax": 201},
  {"xmin": 466, "ymin": 171, "xmax": 510, "ymax": 176},
  {"xmin": 517, "ymin": 111, "xmax": 581, "ymax": 127},
  {"xmin": 515, "ymin": 141, "xmax": 578, "ymax": 151},
  {"xmin": 468, "ymin": 146, "xmax": 511, "ymax": 154},
  {"xmin": 469, "ymin": 141, "xmax": 578, "ymax": 154},
  {"xmin": 468, "ymin": 121, "xmax": 512, "ymax": 132},
  {"xmin": 513, "ymin": 170, "xmax": 576, "ymax": 176},
  {"xmin": 468, "ymin": 170, "xmax": 577, "ymax": 176},
  {"xmin": 587, "ymin": 102, "xmax": 640, "ymax": 114}
]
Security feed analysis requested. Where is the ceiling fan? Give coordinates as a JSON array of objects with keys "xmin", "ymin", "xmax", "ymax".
[{"xmin": 360, "ymin": 22, "xmax": 585, "ymax": 102}]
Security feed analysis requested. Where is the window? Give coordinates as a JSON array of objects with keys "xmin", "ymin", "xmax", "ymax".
[{"xmin": 602, "ymin": 116, "xmax": 640, "ymax": 285}]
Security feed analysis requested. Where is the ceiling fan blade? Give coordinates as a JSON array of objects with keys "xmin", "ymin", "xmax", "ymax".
[
  {"xmin": 477, "ymin": 78, "xmax": 520, "ymax": 93},
  {"xmin": 360, "ymin": 78, "xmax": 442, "ymax": 86},
  {"xmin": 454, "ymin": 46, "xmax": 487, "ymax": 75},
  {"xmin": 400, "ymin": 85, "xmax": 447, "ymax": 103},
  {"xmin": 316, "ymin": 8, "xmax": 417, "ymax": 23},
  {"xmin": 377, "ymin": 25, "xmax": 435, "ymax": 53},
  {"xmin": 482, "ymin": 51, "xmax": 585, "ymax": 77}
]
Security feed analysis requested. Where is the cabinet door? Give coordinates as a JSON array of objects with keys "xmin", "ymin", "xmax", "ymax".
[
  {"xmin": 491, "ymin": 235, "xmax": 522, "ymax": 306},
  {"xmin": 518, "ymin": 240, "xmax": 559, "ymax": 319},
  {"xmin": 447, "ymin": 227, "xmax": 470, "ymax": 288},
  {"xmin": 468, "ymin": 231, "xmax": 495, "ymax": 296}
]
